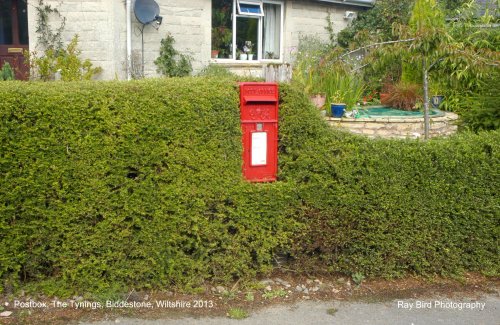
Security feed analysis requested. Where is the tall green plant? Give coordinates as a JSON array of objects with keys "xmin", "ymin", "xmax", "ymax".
[
  {"xmin": 26, "ymin": 35, "xmax": 102, "ymax": 81},
  {"xmin": 0, "ymin": 62, "xmax": 15, "ymax": 81},
  {"xmin": 154, "ymin": 34, "xmax": 193, "ymax": 77},
  {"xmin": 292, "ymin": 35, "xmax": 331, "ymax": 95},
  {"xmin": 323, "ymin": 70, "xmax": 365, "ymax": 109}
]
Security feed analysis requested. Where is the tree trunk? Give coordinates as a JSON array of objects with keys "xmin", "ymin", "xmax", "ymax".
[{"xmin": 423, "ymin": 58, "xmax": 430, "ymax": 139}]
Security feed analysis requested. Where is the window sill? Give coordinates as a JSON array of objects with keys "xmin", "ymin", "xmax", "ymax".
[{"xmin": 210, "ymin": 59, "xmax": 283, "ymax": 66}]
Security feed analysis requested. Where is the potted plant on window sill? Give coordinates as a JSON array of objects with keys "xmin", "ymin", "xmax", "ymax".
[
  {"xmin": 238, "ymin": 49, "xmax": 247, "ymax": 60},
  {"xmin": 243, "ymin": 41, "xmax": 253, "ymax": 61}
]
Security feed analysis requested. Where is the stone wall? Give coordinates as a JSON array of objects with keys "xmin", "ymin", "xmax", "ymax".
[{"xmin": 326, "ymin": 112, "xmax": 459, "ymax": 139}]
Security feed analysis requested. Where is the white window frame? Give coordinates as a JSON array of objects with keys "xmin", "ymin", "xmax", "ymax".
[
  {"xmin": 229, "ymin": 0, "xmax": 284, "ymax": 62},
  {"xmin": 236, "ymin": 0, "xmax": 264, "ymax": 17}
]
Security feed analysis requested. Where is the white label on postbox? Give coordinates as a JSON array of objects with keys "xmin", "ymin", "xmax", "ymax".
[{"xmin": 251, "ymin": 132, "xmax": 267, "ymax": 166}]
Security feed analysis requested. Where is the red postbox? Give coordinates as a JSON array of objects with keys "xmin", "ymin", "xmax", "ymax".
[{"xmin": 240, "ymin": 82, "xmax": 279, "ymax": 182}]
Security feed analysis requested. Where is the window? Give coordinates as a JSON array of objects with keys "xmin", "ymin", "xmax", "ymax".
[
  {"xmin": 237, "ymin": 0, "xmax": 264, "ymax": 16},
  {"xmin": 0, "ymin": 0, "xmax": 14, "ymax": 45},
  {"xmin": 211, "ymin": 0, "xmax": 283, "ymax": 61},
  {"xmin": 0, "ymin": 0, "xmax": 28, "ymax": 45}
]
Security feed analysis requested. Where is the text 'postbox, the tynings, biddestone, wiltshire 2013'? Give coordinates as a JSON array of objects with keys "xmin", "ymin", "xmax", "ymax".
[{"xmin": 239, "ymin": 82, "xmax": 278, "ymax": 182}]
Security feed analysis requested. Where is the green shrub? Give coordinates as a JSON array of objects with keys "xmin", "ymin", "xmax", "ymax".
[
  {"xmin": 26, "ymin": 35, "xmax": 102, "ymax": 81},
  {"xmin": 459, "ymin": 71, "xmax": 500, "ymax": 132},
  {"xmin": 154, "ymin": 33, "xmax": 193, "ymax": 77},
  {"xmin": 0, "ymin": 62, "xmax": 15, "ymax": 81},
  {"xmin": 198, "ymin": 64, "xmax": 235, "ymax": 77},
  {"xmin": 0, "ymin": 78, "xmax": 498, "ymax": 297},
  {"xmin": 278, "ymin": 84, "xmax": 499, "ymax": 278},
  {"xmin": 0, "ymin": 78, "xmax": 296, "ymax": 295}
]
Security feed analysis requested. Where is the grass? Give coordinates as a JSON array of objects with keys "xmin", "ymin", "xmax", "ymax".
[
  {"xmin": 327, "ymin": 307, "xmax": 338, "ymax": 316},
  {"xmin": 228, "ymin": 307, "xmax": 249, "ymax": 319},
  {"xmin": 245, "ymin": 292, "xmax": 255, "ymax": 302},
  {"xmin": 262, "ymin": 289, "xmax": 287, "ymax": 299}
]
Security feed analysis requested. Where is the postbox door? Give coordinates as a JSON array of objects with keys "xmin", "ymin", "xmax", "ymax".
[{"xmin": 242, "ymin": 122, "xmax": 277, "ymax": 182}]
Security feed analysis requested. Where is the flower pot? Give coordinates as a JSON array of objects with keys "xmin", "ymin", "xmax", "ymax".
[
  {"xmin": 331, "ymin": 103, "xmax": 346, "ymax": 118},
  {"xmin": 239, "ymin": 54, "xmax": 248, "ymax": 60},
  {"xmin": 248, "ymin": 54, "xmax": 254, "ymax": 60},
  {"xmin": 310, "ymin": 94, "xmax": 326, "ymax": 109},
  {"xmin": 431, "ymin": 95, "xmax": 444, "ymax": 108},
  {"xmin": 380, "ymin": 93, "xmax": 390, "ymax": 105},
  {"xmin": 211, "ymin": 50, "xmax": 219, "ymax": 58}
]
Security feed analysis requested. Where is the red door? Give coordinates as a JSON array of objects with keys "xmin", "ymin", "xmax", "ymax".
[{"xmin": 0, "ymin": 0, "xmax": 29, "ymax": 80}]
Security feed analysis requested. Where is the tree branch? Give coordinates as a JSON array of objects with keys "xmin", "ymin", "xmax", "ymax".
[{"xmin": 339, "ymin": 38, "xmax": 416, "ymax": 60}]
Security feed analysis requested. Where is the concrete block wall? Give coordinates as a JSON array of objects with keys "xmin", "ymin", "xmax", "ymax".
[
  {"xmin": 283, "ymin": 0, "xmax": 362, "ymax": 62},
  {"xmin": 139, "ymin": 0, "xmax": 211, "ymax": 77},
  {"xmin": 27, "ymin": 0, "xmax": 126, "ymax": 80}
]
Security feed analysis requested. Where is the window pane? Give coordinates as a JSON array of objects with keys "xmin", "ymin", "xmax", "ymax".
[
  {"xmin": 236, "ymin": 16, "xmax": 258, "ymax": 60},
  {"xmin": 18, "ymin": 0, "xmax": 28, "ymax": 45},
  {"xmin": 238, "ymin": 3, "xmax": 262, "ymax": 15},
  {"xmin": 212, "ymin": 0, "xmax": 233, "ymax": 58},
  {"xmin": 263, "ymin": 3, "xmax": 280, "ymax": 59},
  {"xmin": 0, "ymin": 0, "xmax": 13, "ymax": 45}
]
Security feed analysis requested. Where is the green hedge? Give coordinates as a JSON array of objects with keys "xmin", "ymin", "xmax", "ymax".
[
  {"xmin": 0, "ymin": 78, "xmax": 498, "ymax": 296},
  {"xmin": 0, "ymin": 79, "xmax": 297, "ymax": 295},
  {"xmin": 278, "ymin": 84, "xmax": 499, "ymax": 277}
]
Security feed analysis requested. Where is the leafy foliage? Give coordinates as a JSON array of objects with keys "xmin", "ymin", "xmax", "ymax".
[
  {"xmin": 291, "ymin": 35, "xmax": 331, "ymax": 95},
  {"xmin": 0, "ymin": 78, "xmax": 296, "ymax": 296},
  {"xmin": 34, "ymin": 0, "xmax": 66, "ymax": 52},
  {"xmin": 198, "ymin": 64, "xmax": 236, "ymax": 77},
  {"xmin": 0, "ymin": 62, "xmax": 15, "ymax": 81},
  {"xmin": 26, "ymin": 35, "xmax": 102, "ymax": 81},
  {"xmin": 27, "ymin": 1, "xmax": 101, "ymax": 81},
  {"xmin": 337, "ymin": 0, "xmax": 414, "ymax": 48},
  {"xmin": 279, "ymin": 83, "xmax": 499, "ymax": 278},
  {"xmin": 385, "ymin": 81, "xmax": 423, "ymax": 110},
  {"xmin": 154, "ymin": 34, "xmax": 193, "ymax": 77},
  {"xmin": 460, "ymin": 70, "xmax": 500, "ymax": 131},
  {"xmin": 323, "ymin": 71, "xmax": 365, "ymax": 109},
  {"xmin": 0, "ymin": 79, "xmax": 498, "ymax": 297}
]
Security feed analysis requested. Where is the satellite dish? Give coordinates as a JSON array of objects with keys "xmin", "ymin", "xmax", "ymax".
[{"xmin": 134, "ymin": 0, "xmax": 161, "ymax": 25}]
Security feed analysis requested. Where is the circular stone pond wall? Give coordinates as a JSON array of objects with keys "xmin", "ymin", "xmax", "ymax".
[{"xmin": 326, "ymin": 111, "xmax": 459, "ymax": 139}]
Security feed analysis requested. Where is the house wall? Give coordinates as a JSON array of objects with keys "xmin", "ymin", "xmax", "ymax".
[
  {"xmin": 283, "ymin": 0, "xmax": 359, "ymax": 62},
  {"xmin": 27, "ymin": 0, "xmax": 126, "ymax": 80},
  {"xmin": 27, "ymin": 0, "xmax": 366, "ymax": 80}
]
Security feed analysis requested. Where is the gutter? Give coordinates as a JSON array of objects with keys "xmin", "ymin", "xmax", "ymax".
[
  {"xmin": 126, "ymin": 0, "xmax": 132, "ymax": 81},
  {"xmin": 316, "ymin": 0, "xmax": 375, "ymax": 8}
]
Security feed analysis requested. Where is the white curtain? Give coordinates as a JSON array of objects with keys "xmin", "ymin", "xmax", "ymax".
[{"xmin": 263, "ymin": 3, "xmax": 280, "ymax": 59}]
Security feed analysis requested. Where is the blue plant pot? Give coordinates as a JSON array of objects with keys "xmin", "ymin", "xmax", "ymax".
[
  {"xmin": 331, "ymin": 103, "xmax": 346, "ymax": 118},
  {"xmin": 431, "ymin": 95, "xmax": 444, "ymax": 108}
]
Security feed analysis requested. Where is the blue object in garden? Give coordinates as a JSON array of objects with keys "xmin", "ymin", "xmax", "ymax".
[
  {"xmin": 431, "ymin": 95, "xmax": 445, "ymax": 108},
  {"xmin": 331, "ymin": 104, "xmax": 346, "ymax": 118}
]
